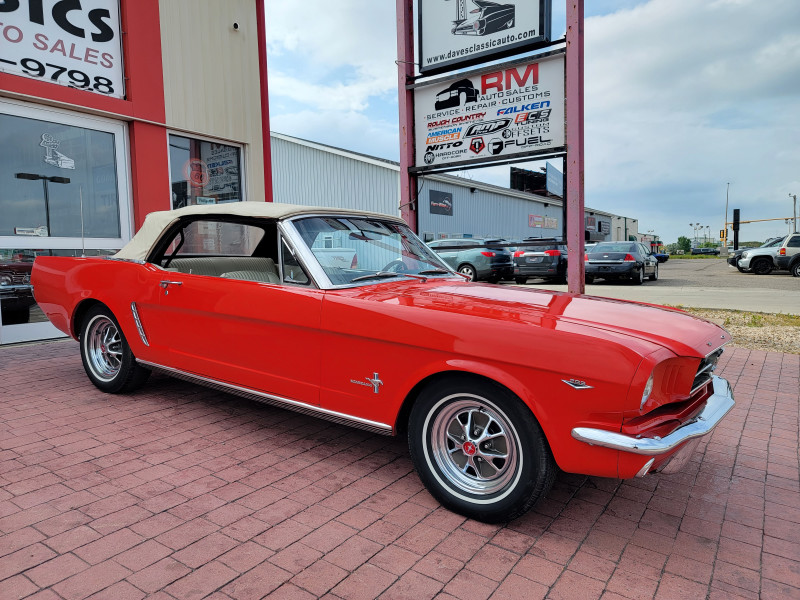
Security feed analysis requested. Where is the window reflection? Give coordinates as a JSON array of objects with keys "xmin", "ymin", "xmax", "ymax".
[
  {"xmin": 0, "ymin": 114, "xmax": 120, "ymax": 238},
  {"xmin": 169, "ymin": 135, "xmax": 243, "ymax": 208}
]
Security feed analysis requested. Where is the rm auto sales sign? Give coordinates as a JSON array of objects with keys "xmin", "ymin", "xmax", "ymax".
[{"xmin": 413, "ymin": 52, "xmax": 564, "ymax": 170}]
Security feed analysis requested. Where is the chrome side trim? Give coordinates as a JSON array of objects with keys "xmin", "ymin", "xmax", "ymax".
[
  {"xmin": 571, "ymin": 375, "xmax": 734, "ymax": 456},
  {"xmin": 130, "ymin": 302, "xmax": 149, "ymax": 347},
  {"xmin": 136, "ymin": 360, "xmax": 394, "ymax": 436}
]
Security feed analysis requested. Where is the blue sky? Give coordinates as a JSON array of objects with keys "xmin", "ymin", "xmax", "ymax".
[{"xmin": 264, "ymin": 0, "xmax": 800, "ymax": 244}]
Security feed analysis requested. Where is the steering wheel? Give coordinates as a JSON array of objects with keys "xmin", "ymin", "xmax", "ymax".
[{"xmin": 383, "ymin": 259, "xmax": 410, "ymax": 273}]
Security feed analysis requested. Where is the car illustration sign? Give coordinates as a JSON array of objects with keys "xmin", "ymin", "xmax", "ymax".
[
  {"xmin": 413, "ymin": 52, "xmax": 565, "ymax": 170},
  {"xmin": 419, "ymin": 0, "xmax": 551, "ymax": 75}
]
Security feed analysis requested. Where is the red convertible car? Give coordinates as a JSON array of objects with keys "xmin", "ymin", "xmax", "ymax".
[{"xmin": 31, "ymin": 203, "xmax": 735, "ymax": 523}]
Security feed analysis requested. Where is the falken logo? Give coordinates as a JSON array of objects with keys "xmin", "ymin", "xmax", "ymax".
[
  {"xmin": 496, "ymin": 100, "xmax": 551, "ymax": 116},
  {"xmin": 464, "ymin": 118, "xmax": 511, "ymax": 137},
  {"xmin": 350, "ymin": 372, "xmax": 383, "ymax": 394}
]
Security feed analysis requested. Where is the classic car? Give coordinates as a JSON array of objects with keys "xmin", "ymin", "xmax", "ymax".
[
  {"xmin": 1, "ymin": 257, "xmax": 36, "ymax": 325},
  {"xmin": 452, "ymin": 1, "xmax": 515, "ymax": 36},
  {"xmin": 31, "ymin": 203, "xmax": 735, "ymax": 523},
  {"xmin": 585, "ymin": 241, "xmax": 659, "ymax": 285}
]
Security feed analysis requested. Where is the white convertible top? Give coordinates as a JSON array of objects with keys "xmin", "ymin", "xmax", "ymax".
[{"xmin": 113, "ymin": 202, "xmax": 402, "ymax": 261}]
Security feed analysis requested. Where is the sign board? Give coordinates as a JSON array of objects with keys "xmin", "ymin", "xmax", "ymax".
[
  {"xmin": 0, "ymin": 0, "xmax": 125, "ymax": 98},
  {"xmin": 419, "ymin": 0, "xmax": 551, "ymax": 75},
  {"xmin": 413, "ymin": 52, "xmax": 565, "ymax": 171},
  {"xmin": 545, "ymin": 161, "xmax": 563, "ymax": 197},
  {"xmin": 429, "ymin": 190, "xmax": 453, "ymax": 215}
]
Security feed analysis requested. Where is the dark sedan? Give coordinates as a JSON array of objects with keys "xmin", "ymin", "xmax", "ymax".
[
  {"xmin": 512, "ymin": 239, "xmax": 567, "ymax": 284},
  {"xmin": 585, "ymin": 241, "xmax": 659, "ymax": 285}
]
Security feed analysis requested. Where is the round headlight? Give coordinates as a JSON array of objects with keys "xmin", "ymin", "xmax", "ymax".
[{"xmin": 0, "ymin": 275, "xmax": 12, "ymax": 286}]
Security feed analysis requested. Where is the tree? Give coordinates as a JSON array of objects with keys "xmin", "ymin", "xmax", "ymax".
[{"xmin": 677, "ymin": 236, "xmax": 691, "ymax": 253}]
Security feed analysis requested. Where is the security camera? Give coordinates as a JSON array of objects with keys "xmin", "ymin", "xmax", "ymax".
[{"xmin": 232, "ymin": 22, "xmax": 240, "ymax": 31}]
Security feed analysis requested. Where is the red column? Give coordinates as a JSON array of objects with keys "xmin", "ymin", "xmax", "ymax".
[
  {"xmin": 397, "ymin": 0, "xmax": 418, "ymax": 232},
  {"xmin": 565, "ymin": 0, "xmax": 585, "ymax": 294},
  {"xmin": 256, "ymin": 0, "xmax": 274, "ymax": 202}
]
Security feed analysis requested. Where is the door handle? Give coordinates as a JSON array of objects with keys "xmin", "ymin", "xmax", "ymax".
[{"xmin": 160, "ymin": 280, "xmax": 183, "ymax": 295}]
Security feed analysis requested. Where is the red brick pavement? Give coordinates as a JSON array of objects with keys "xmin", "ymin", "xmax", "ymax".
[{"xmin": 1, "ymin": 340, "xmax": 798, "ymax": 600}]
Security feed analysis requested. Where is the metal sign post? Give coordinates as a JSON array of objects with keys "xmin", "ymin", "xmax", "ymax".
[
  {"xmin": 397, "ymin": 0, "xmax": 418, "ymax": 232},
  {"xmin": 565, "ymin": 0, "xmax": 585, "ymax": 294}
]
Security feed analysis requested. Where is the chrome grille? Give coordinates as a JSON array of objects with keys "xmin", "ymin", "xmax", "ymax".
[{"xmin": 692, "ymin": 348, "xmax": 723, "ymax": 394}]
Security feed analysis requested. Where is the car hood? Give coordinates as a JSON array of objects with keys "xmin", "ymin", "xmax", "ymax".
[{"xmin": 350, "ymin": 280, "xmax": 728, "ymax": 359}]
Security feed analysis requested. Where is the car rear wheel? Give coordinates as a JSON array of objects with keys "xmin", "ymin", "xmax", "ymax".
[
  {"xmin": 408, "ymin": 377, "xmax": 555, "ymax": 523},
  {"xmin": 649, "ymin": 264, "xmax": 658, "ymax": 281},
  {"xmin": 631, "ymin": 267, "xmax": 644, "ymax": 285},
  {"xmin": 751, "ymin": 258, "xmax": 773, "ymax": 275},
  {"xmin": 80, "ymin": 305, "xmax": 150, "ymax": 394},
  {"xmin": 457, "ymin": 264, "xmax": 476, "ymax": 281}
]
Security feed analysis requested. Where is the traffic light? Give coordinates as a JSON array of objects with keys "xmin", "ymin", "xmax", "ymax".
[
  {"xmin": 720, "ymin": 229, "xmax": 726, "ymax": 240},
  {"xmin": 733, "ymin": 209, "xmax": 740, "ymax": 231}
]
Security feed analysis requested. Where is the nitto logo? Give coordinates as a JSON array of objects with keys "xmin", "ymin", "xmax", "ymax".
[
  {"xmin": 464, "ymin": 118, "xmax": 511, "ymax": 137},
  {"xmin": 426, "ymin": 141, "xmax": 463, "ymax": 151}
]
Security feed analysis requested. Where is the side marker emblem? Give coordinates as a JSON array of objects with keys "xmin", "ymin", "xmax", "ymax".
[{"xmin": 562, "ymin": 379, "xmax": 593, "ymax": 390}]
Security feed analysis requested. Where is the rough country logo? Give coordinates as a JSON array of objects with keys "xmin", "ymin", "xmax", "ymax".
[
  {"xmin": 464, "ymin": 118, "xmax": 511, "ymax": 137},
  {"xmin": 447, "ymin": 0, "xmax": 516, "ymax": 37}
]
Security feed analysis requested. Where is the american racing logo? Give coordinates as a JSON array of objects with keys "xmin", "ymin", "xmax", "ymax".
[
  {"xmin": 497, "ymin": 100, "xmax": 551, "ymax": 116},
  {"xmin": 464, "ymin": 118, "xmax": 511, "ymax": 137}
]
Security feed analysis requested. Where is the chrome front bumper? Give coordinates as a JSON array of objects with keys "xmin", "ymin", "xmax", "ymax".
[{"xmin": 571, "ymin": 375, "xmax": 734, "ymax": 455}]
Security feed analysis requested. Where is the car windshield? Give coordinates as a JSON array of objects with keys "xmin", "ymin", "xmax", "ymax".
[
  {"xmin": 762, "ymin": 237, "xmax": 786, "ymax": 247},
  {"xmin": 290, "ymin": 216, "xmax": 452, "ymax": 285},
  {"xmin": 590, "ymin": 243, "xmax": 636, "ymax": 253}
]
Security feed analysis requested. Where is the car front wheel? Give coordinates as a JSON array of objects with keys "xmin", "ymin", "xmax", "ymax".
[
  {"xmin": 80, "ymin": 305, "xmax": 150, "ymax": 394},
  {"xmin": 791, "ymin": 262, "xmax": 800, "ymax": 278},
  {"xmin": 751, "ymin": 258, "xmax": 773, "ymax": 275},
  {"xmin": 408, "ymin": 377, "xmax": 555, "ymax": 523}
]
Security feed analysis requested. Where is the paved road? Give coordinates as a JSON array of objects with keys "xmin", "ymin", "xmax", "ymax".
[{"xmin": 509, "ymin": 258, "xmax": 800, "ymax": 315}]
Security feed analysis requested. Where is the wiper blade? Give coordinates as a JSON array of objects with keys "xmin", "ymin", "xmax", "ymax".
[
  {"xmin": 349, "ymin": 271, "xmax": 403, "ymax": 283},
  {"xmin": 417, "ymin": 269, "xmax": 450, "ymax": 275}
]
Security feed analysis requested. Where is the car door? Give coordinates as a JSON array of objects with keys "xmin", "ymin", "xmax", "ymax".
[{"xmin": 138, "ymin": 218, "xmax": 323, "ymax": 406}]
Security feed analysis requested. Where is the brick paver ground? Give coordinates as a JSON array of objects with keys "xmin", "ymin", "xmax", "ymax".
[{"xmin": 1, "ymin": 339, "xmax": 798, "ymax": 600}]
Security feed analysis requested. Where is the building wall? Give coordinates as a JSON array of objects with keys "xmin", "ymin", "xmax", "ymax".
[
  {"xmin": 419, "ymin": 177, "xmax": 563, "ymax": 240},
  {"xmin": 159, "ymin": 0, "xmax": 266, "ymax": 204},
  {"xmin": 271, "ymin": 135, "xmax": 399, "ymax": 215}
]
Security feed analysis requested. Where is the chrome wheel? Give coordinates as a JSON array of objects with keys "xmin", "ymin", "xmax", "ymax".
[
  {"xmin": 429, "ymin": 396, "xmax": 519, "ymax": 496},
  {"xmin": 84, "ymin": 315, "xmax": 123, "ymax": 382}
]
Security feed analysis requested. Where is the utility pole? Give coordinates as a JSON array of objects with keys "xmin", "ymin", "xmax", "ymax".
[
  {"xmin": 790, "ymin": 193, "xmax": 797, "ymax": 233},
  {"xmin": 723, "ymin": 182, "xmax": 730, "ymax": 255}
]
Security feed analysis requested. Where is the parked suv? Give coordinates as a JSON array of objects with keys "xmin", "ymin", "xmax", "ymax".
[
  {"xmin": 773, "ymin": 232, "xmax": 800, "ymax": 277},
  {"xmin": 728, "ymin": 237, "xmax": 783, "ymax": 272},
  {"xmin": 427, "ymin": 238, "xmax": 513, "ymax": 283},
  {"xmin": 512, "ymin": 239, "xmax": 567, "ymax": 284},
  {"xmin": 737, "ymin": 236, "xmax": 787, "ymax": 275}
]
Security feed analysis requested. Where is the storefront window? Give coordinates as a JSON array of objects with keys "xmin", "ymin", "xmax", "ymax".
[
  {"xmin": 169, "ymin": 135, "xmax": 243, "ymax": 208},
  {"xmin": 0, "ymin": 114, "xmax": 120, "ymax": 238}
]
